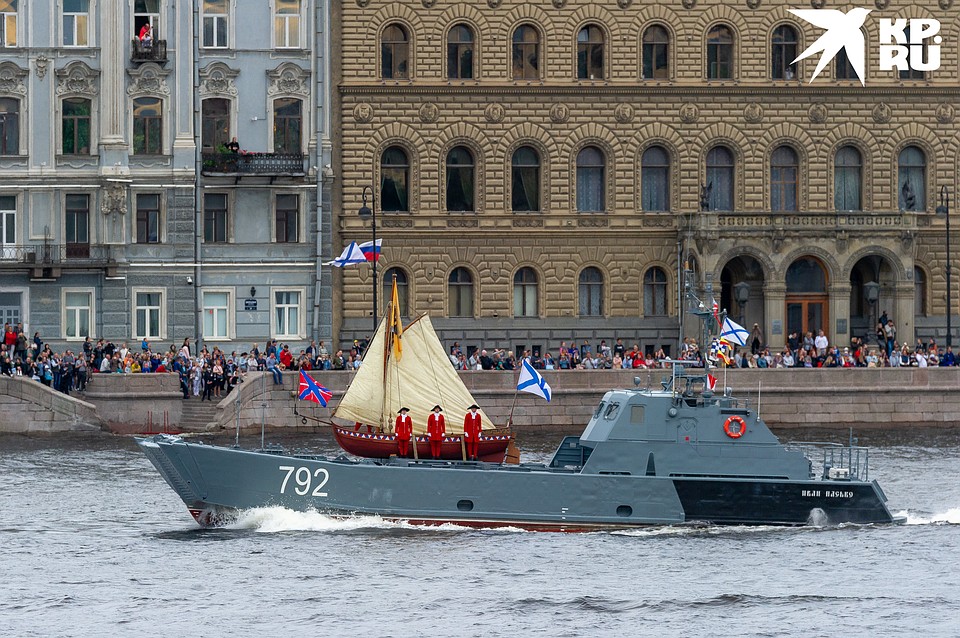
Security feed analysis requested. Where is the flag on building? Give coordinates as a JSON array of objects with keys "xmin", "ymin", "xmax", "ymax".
[
  {"xmin": 298, "ymin": 370, "xmax": 333, "ymax": 406},
  {"xmin": 517, "ymin": 359, "xmax": 552, "ymax": 402},
  {"xmin": 325, "ymin": 242, "xmax": 367, "ymax": 268},
  {"xmin": 721, "ymin": 317, "xmax": 750, "ymax": 346},
  {"xmin": 388, "ymin": 276, "xmax": 403, "ymax": 360},
  {"xmin": 359, "ymin": 239, "xmax": 382, "ymax": 262},
  {"xmin": 707, "ymin": 373, "xmax": 718, "ymax": 391}
]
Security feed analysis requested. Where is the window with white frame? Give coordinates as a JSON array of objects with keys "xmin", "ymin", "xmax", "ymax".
[
  {"xmin": 275, "ymin": 0, "xmax": 301, "ymax": 49},
  {"xmin": 202, "ymin": 0, "xmax": 228, "ymax": 48},
  {"xmin": 0, "ymin": 0, "xmax": 17, "ymax": 47},
  {"xmin": 63, "ymin": 0, "xmax": 90, "ymax": 47},
  {"xmin": 203, "ymin": 290, "xmax": 231, "ymax": 340},
  {"xmin": 273, "ymin": 289, "xmax": 302, "ymax": 338},
  {"xmin": 134, "ymin": 290, "xmax": 163, "ymax": 339},
  {"xmin": 63, "ymin": 289, "xmax": 93, "ymax": 339}
]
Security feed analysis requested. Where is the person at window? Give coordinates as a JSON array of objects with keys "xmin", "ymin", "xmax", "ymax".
[
  {"xmin": 427, "ymin": 405, "xmax": 445, "ymax": 459},
  {"xmin": 463, "ymin": 404, "xmax": 482, "ymax": 461},
  {"xmin": 226, "ymin": 137, "xmax": 241, "ymax": 153},
  {"xmin": 395, "ymin": 407, "xmax": 413, "ymax": 457}
]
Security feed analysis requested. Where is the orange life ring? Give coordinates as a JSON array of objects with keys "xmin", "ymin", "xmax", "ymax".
[{"xmin": 723, "ymin": 415, "xmax": 746, "ymax": 439}]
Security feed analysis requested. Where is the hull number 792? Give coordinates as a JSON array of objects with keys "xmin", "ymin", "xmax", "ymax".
[{"xmin": 278, "ymin": 465, "xmax": 330, "ymax": 497}]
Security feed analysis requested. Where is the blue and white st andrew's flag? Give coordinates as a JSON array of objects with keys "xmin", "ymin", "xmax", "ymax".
[
  {"xmin": 721, "ymin": 317, "xmax": 749, "ymax": 347},
  {"xmin": 517, "ymin": 359, "xmax": 552, "ymax": 402},
  {"xmin": 325, "ymin": 242, "xmax": 367, "ymax": 267}
]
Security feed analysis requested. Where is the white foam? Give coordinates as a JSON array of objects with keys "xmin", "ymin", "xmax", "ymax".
[{"xmin": 901, "ymin": 507, "xmax": 960, "ymax": 526}]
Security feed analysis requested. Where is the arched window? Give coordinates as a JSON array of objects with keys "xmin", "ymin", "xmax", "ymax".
[
  {"xmin": 445, "ymin": 146, "xmax": 475, "ymax": 212},
  {"xmin": 707, "ymin": 24, "xmax": 734, "ymax": 79},
  {"xmin": 381, "ymin": 23, "xmax": 409, "ymax": 79},
  {"xmin": 133, "ymin": 96, "xmax": 162, "ymax": 155},
  {"xmin": 62, "ymin": 97, "xmax": 92, "ymax": 155},
  {"xmin": 642, "ymin": 25, "xmax": 669, "ymax": 79},
  {"xmin": 380, "ymin": 146, "xmax": 409, "ymax": 212},
  {"xmin": 577, "ymin": 24, "xmax": 604, "ymax": 80},
  {"xmin": 448, "ymin": 267, "xmax": 474, "ymax": 317},
  {"xmin": 201, "ymin": 98, "xmax": 230, "ymax": 152},
  {"xmin": 273, "ymin": 98, "xmax": 302, "ymax": 154},
  {"xmin": 914, "ymin": 266, "xmax": 927, "ymax": 316},
  {"xmin": 641, "ymin": 145, "xmax": 670, "ymax": 211},
  {"xmin": 898, "ymin": 146, "xmax": 926, "ymax": 212},
  {"xmin": 772, "ymin": 25, "xmax": 798, "ymax": 80},
  {"xmin": 576, "ymin": 146, "xmax": 605, "ymax": 212},
  {"xmin": 447, "ymin": 24, "xmax": 474, "ymax": 79},
  {"xmin": 834, "ymin": 145, "xmax": 862, "ymax": 211},
  {"xmin": 579, "ymin": 267, "xmax": 604, "ymax": 316},
  {"xmin": 644, "ymin": 267, "xmax": 668, "ymax": 316},
  {"xmin": 771, "ymin": 146, "xmax": 799, "ymax": 212},
  {"xmin": 0, "ymin": 97, "xmax": 20, "ymax": 155},
  {"xmin": 381, "ymin": 268, "xmax": 408, "ymax": 316},
  {"xmin": 512, "ymin": 24, "xmax": 540, "ymax": 80},
  {"xmin": 511, "ymin": 146, "xmax": 540, "ymax": 212},
  {"xmin": 513, "ymin": 267, "xmax": 538, "ymax": 317},
  {"xmin": 706, "ymin": 146, "xmax": 734, "ymax": 211}
]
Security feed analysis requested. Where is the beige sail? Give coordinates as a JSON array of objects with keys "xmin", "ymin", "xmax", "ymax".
[{"xmin": 333, "ymin": 314, "xmax": 496, "ymax": 435}]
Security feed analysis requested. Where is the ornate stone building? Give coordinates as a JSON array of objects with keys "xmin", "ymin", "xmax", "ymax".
[{"xmin": 333, "ymin": 0, "xmax": 958, "ymax": 356}]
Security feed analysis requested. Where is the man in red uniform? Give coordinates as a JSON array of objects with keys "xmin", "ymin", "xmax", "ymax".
[
  {"xmin": 463, "ymin": 404, "xmax": 482, "ymax": 461},
  {"xmin": 427, "ymin": 405, "xmax": 445, "ymax": 459},
  {"xmin": 395, "ymin": 407, "xmax": 412, "ymax": 457}
]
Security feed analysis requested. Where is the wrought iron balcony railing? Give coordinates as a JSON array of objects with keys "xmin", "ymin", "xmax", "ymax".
[
  {"xmin": 131, "ymin": 38, "xmax": 168, "ymax": 64},
  {"xmin": 0, "ymin": 243, "xmax": 114, "ymax": 266},
  {"xmin": 201, "ymin": 152, "xmax": 306, "ymax": 176}
]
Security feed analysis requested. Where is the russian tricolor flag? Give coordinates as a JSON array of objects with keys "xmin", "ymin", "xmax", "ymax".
[{"xmin": 359, "ymin": 239, "xmax": 382, "ymax": 262}]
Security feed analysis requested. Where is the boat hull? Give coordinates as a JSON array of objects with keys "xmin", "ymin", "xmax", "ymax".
[
  {"xmin": 332, "ymin": 424, "xmax": 511, "ymax": 462},
  {"xmin": 138, "ymin": 435, "xmax": 901, "ymax": 530}
]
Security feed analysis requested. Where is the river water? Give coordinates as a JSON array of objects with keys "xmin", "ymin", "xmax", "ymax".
[{"xmin": 2, "ymin": 427, "xmax": 959, "ymax": 637}]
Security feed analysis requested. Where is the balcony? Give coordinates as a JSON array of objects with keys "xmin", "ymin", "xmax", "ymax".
[
  {"xmin": 201, "ymin": 152, "xmax": 306, "ymax": 179},
  {"xmin": 0, "ymin": 243, "xmax": 117, "ymax": 279},
  {"xmin": 131, "ymin": 38, "xmax": 168, "ymax": 64}
]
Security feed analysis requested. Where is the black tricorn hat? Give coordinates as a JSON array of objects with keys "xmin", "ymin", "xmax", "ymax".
[
  {"xmin": 398, "ymin": 407, "xmax": 410, "ymax": 414},
  {"xmin": 432, "ymin": 405, "xmax": 442, "ymax": 411},
  {"xmin": 467, "ymin": 404, "xmax": 480, "ymax": 410}
]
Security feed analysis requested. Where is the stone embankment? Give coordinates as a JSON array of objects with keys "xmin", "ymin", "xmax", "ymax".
[
  {"xmin": 0, "ymin": 375, "xmax": 103, "ymax": 433},
  {"xmin": 3, "ymin": 368, "xmax": 959, "ymax": 434}
]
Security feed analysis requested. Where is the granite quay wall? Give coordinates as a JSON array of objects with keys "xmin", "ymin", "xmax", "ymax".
[
  {"xmin": 4, "ymin": 368, "xmax": 958, "ymax": 435},
  {"xmin": 0, "ymin": 375, "xmax": 103, "ymax": 433}
]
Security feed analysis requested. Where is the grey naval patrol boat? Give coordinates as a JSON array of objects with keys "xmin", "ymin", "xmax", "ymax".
[{"xmin": 138, "ymin": 305, "xmax": 901, "ymax": 531}]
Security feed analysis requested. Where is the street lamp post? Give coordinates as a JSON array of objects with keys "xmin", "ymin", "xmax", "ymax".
[
  {"xmin": 358, "ymin": 186, "xmax": 377, "ymax": 333},
  {"xmin": 937, "ymin": 186, "xmax": 952, "ymax": 348}
]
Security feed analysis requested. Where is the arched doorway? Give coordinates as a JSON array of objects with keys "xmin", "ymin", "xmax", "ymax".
[
  {"xmin": 786, "ymin": 257, "xmax": 829, "ymax": 339},
  {"xmin": 849, "ymin": 255, "xmax": 896, "ymax": 343},
  {"xmin": 720, "ymin": 256, "xmax": 765, "ymax": 327}
]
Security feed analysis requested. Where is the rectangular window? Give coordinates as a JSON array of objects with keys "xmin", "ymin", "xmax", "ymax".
[
  {"xmin": 203, "ymin": 193, "xmax": 227, "ymax": 243},
  {"xmin": 202, "ymin": 0, "xmax": 228, "ymax": 48},
  {"xmin": 64, "ymin": 290, "xmax": 92, "ymax": 339},
  {"xmin": 0, "ymin": 195, "xmax": 15, "ymax": 260},
  {"xmin": 275, "ymin": 194, "xmax": 299, "ymax": 243},
  {"xmin": 274, "ymin": 289, "xmax": 301, "ymax": 338},
  {"xmin": 0, "ymin": 0, "xmax": 17, "ymax": 47},
  {"xmin": 0, "ymin": 97, "xmax": 17, "ymax": 155},
  {"xmin": 63, "ymin": 0, "xmax": 90, "ymax": 47},
  {"xmin": 203, "ymin": 290, "xmax": 230, "ymax": 339},
  {"xmin": 62, "ymin": 98, "xmax": 91, "ymax": 155},
  {"xmin": 134, "ymin": 290, "xmax": 162, "ymax": 339},
  {"xmin": 136, "ymin": 193, "xmax": 160, "ymax": 243},
  {"xmin": 274, "ymin": 0, "xmax": 300, "ymax": 48}
]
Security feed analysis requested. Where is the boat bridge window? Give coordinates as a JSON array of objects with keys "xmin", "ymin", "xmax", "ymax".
[
  {"xmin": 593, "ymin": 402, "xmax": 605, "ymax": 419},
  {"xmin": 630, "ymin": 405, "xmax": 645, "ymax": 424},
  {"xmin": 604, "ymin": 403, "xmax": 620, "ymax": 420}
]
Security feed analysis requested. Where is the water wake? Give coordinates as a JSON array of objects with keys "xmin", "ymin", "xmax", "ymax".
[{"xmin": 902, "ymin": 507, "xmax": 960, "ymax": 525}]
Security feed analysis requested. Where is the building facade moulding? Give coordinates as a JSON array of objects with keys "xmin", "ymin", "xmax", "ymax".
[
  {"xmin": 199, "ymin": 62, "xmax": 239, "ymax": 98},
  {"xmin": 55, "ymin": 61, "xmax": 100, "ymax": 97},
  {"xmin": 126, "ymin": 63, "xmax": 171, "ymax": 98},
  {"xmin": 0, "ymin": 62, "xmax": 28, "ymax": 96}
]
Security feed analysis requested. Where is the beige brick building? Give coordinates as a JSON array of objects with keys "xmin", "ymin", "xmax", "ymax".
[{"xmin": 332, "ymin": 0, "xmax": 960, "ymax": 357}]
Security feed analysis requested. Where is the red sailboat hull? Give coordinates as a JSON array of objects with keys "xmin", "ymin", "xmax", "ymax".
[{"xmin": 332, "ymin": 424, "xmax": 512, "ymax": 462}]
